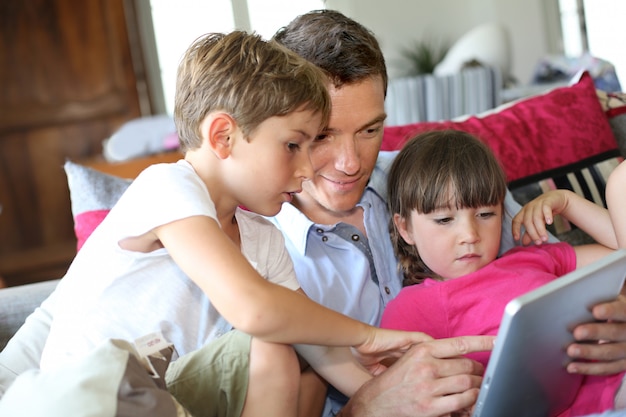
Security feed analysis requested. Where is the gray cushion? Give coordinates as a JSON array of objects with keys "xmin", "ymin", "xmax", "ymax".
[{"xmin": 0, "ymin": 280, "xmax": 58, "ymax": 352}]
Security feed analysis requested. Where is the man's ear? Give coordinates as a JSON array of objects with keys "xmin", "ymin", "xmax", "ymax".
[
  {"xmin": 393, "ymin": 213, "xmax": 415, "ymax": 245},
  {"xmin": 201, "ymin": 113, "xmax": 236, "ymax": 159}
]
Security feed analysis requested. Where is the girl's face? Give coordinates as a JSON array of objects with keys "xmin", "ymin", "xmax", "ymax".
[{"xmin": 394, "ymin": 200, "xmax": 503, "ymax": 280}]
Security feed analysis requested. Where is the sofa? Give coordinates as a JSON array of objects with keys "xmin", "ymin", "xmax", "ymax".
[{"xmin": 1, "ymin": 71, "xmax": 626, "ymax": 392}]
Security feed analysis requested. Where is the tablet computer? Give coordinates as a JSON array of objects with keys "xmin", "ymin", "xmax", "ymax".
[{"xmin": 472, "ymin": 249, "xmax": 626, "ymax": 417}]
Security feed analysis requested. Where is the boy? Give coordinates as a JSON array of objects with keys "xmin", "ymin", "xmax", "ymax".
[{"xmin": 35, "ymin": 31, "xmax": 425, "ymax": 416}]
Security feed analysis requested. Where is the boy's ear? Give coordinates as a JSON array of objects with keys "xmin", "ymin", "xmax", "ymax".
[
  {"xmin": 393, "ymin": 213, "xmax": 415, "ymax": 245},
  {"xmin": 203, "ymin": 113, "xmax": 236, "ymax": 159}
]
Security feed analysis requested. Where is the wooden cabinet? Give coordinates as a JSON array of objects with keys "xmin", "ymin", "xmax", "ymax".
[
  {"xmin": 83, "ymin": 151, "xmax": 182, "ymax": 179},
  {"xmin": 0, "ymin": 0, "xmax": 152, "ymax": 286}
]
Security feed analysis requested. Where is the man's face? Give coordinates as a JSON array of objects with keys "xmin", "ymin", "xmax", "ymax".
[{"xmin": 292, "ymin": 76, "xmax": 386, "ymax": 224}]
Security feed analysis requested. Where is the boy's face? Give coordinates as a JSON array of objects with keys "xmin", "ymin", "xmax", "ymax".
[
  {"xmin": 229, "ymin": 108, "xmax": 322, "ymax": 217},
  {"xmin": 291, "ymin": 76, "xmax": 386, "ymax": 223},
  {"xmin": 394, "ymin": 203, "xmax": 503, "ymax": 280}
]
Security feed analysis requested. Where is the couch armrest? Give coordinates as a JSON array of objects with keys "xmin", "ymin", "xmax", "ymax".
[{"xmin": 0, "ymin": 280, "xmax": 58, "ymax": 352}]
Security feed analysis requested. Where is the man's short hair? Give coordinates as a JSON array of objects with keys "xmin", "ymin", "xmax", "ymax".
[{"xmin": 273, "ymin": 10, "xmax": 388, "ymax": 94}]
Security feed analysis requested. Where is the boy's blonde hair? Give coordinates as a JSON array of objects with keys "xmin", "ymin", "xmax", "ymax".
[
  {"xmin": 174, "ymin": 31, "xmax": 331, "ymax": 152},
  {"xmin": 387, "ymin": 130, "xmax": 508, "ymax": 286}
]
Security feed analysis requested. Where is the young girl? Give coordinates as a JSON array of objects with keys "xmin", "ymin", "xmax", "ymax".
[{"xmin": 381, "ymin": 129, "xmax": 625, "ymax": 416}]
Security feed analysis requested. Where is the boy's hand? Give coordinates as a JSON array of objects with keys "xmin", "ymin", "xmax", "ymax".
[
  {"xmin": 352, "ymin": 328, "xmax": 433, "ymax": 375},
  {"xmin": 511, "ymin": 190, "xmax": 571, "ymax": 246}
]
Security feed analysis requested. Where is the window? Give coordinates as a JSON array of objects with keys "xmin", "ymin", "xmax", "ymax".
[
  {"xmin": 146, "ymin": 0, "xmax": 325, "ymax": 115},
  {"xmin": 558, "ymin": 0, "xmax": 625, "ymax": 91},
  {"xmin": 558, "ymin": 0, "xmax": 587, "ymax": 57}
]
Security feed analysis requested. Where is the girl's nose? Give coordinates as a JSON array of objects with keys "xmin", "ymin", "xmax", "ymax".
[{"xmin": 459, "ymin": 219, "xmax": 480, "ymax": 244}]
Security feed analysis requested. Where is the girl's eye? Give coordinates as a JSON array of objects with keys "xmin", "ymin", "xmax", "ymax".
[
  {"xmin": 287, "ymin": 142, "xmax": 300, "ymax": 152},
  {"xmin": 478, "ymin": 211, "xmax": 496, "ymax": 219},
  {"xmin": 435, "ymin": 217, "xmax": 453, "ymax": 225}
]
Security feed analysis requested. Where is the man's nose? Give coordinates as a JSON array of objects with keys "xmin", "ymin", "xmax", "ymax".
[{"xmin": 334, "ymin": 136, "xmax": 360, "ymax": 175}]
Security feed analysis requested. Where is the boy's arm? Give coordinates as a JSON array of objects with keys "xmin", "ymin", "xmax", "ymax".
[{"xmin": 155, "ymin": 215, "xmax": 429, "ymax": 353}]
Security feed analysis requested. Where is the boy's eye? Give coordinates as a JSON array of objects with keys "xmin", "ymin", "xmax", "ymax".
[
  {"xmin": 435, "ymin": 217, "xmax": 453, "ymax": 225},
  {"xmin": 478, "ymin": 211, "xmax": 496, "ymax": 218},
  {"xmin": 287, "ymin": 142, "xmax": 300, "ymax": 151}
]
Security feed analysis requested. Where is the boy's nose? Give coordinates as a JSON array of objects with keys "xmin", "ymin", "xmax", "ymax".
[{"xmin": 297, "ymin": 153, "xmax": 315, "ymax": 180}]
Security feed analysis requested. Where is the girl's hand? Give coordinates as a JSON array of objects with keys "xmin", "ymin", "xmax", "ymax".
[{"xmin": 511, "ymin": 190, "xmax": 572, "ymax": 246}]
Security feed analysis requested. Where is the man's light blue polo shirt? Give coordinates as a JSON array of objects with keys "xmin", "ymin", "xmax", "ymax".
[{"xmin": 269, "ymin": 151, "xmax": 402, "ymax": 326}]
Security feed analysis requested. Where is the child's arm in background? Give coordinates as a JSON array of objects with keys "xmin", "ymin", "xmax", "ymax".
[
  {"xmin": 291, "ymin": 291, "xmax": 431, "ymax": 397},
  {"xmin": 511, "ymin": 189, "xmax": 617, "ymax": 249},
  {"xmin": 607, "ymin": 161, "xmax": 626, "ymax": 248},
  {"xmin": 295, "ymin": 344, "xmax": 371, "ymax": 397}
]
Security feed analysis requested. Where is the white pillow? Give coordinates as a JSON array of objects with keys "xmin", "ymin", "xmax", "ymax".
[
  {"xmin": 0, "ymin": 339, "xmax": 180, "ymax": 417},
  {"xmin": 434, "ymin": 23, "xmax": 511, "ymax": 82}
]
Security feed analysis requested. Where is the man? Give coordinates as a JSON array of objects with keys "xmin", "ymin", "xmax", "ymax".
[{"xmin": 272, "ymin": 9, "xmax": 626, "ymax": 416}]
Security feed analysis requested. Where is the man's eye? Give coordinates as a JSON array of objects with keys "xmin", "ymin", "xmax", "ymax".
[{"xmin": 359, "ymin": 126, "xmax": 382, "ymax": 138}]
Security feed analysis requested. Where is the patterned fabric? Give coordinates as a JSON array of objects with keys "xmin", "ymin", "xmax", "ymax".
[{"xmin": 382, "ymin": 72, "xmax": 618, "ymax": 183}]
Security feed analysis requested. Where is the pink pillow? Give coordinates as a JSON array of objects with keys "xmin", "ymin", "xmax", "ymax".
[
  {"xmin": 73, "ymin": 210, "xmax": 111, "ymax": 251},
  {"xmin": 382, "ymin": 72, "xmax": 618, "ymax": 182}
]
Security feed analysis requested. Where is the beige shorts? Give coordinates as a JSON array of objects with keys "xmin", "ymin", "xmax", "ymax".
[{"xmin": 166, "ymin": 330, "xmax": 251, "ymax": 417}]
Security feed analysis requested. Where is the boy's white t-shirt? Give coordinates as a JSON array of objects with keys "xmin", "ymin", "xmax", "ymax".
[{"xmin": 40, "ymin": 160, "xmax": 299, "ymax": 371}]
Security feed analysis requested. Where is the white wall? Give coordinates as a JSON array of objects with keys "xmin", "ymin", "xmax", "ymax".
[{"xmin": 325, "ymin": 0, "xmax": 554, "ymax": 84}]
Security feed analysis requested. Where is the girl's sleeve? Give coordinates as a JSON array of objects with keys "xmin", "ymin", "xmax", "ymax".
[{"xmin": 544, "ymin": 242, "xmax": 577, "ymax": 277}]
